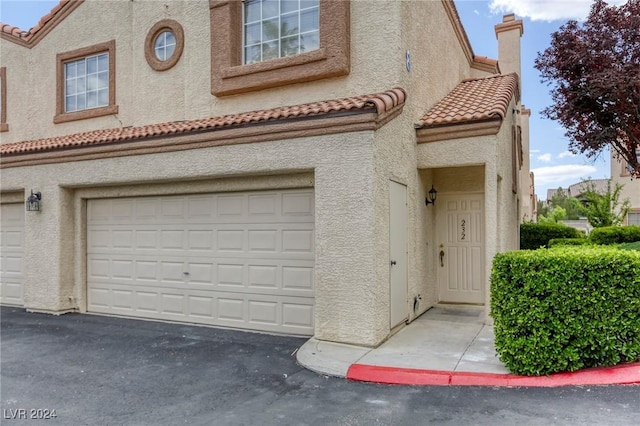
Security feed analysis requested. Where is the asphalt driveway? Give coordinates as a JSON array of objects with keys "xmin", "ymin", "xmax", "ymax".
[{"xmin": 2, "ymin": 306, "xmax": 639, "ymax": 425}]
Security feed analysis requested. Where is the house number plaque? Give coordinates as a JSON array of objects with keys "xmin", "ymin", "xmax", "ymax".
[{"xmin": 460, "ymin": 219, "xmax": 467, "ymax": 241}]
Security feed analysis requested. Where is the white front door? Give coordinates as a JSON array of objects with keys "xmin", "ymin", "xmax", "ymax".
[
  {"xmin": 437, "ymin": 194, "xmax": 484, "ymax": 304},
  {"xmin": 389, "ymin": 181, "xmax": 408, "ymax": 327}
]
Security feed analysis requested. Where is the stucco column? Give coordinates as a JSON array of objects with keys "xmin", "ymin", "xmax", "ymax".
[
  {"xmin": 23, "ymin": 185, "xmax": 75, "ymax": 314},
  {"xmin": 483, "ymin": 162, "xmax": 499, "ymax": 324},
  {"xmin": 312, "ymin": 145, "xmax": 384, "ymax": 347}
]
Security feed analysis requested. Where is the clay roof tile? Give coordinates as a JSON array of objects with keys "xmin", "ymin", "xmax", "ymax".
[
  {"xmin": 416, "ymin": 73, "xmax": 519, "ymax": 128},
  {"xmin": 1, "ymin": 88, "xmax": 407, "ymax": 156}
]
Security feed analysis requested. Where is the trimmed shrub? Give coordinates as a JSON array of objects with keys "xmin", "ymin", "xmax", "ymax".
[
  {"xmin": 589, "ymin": 225, "xmax": 640, "ymax": 245},
  {"xmin": 491, "ymin": 247, "xmax": 640, "ymax": 376},
  {"xmin": 520, "ymin": 222, "xmax": 584, "ymax": 250},
  {"xmin": 548, "ymin": 238, "xmax": 592, "ymax": 248}
]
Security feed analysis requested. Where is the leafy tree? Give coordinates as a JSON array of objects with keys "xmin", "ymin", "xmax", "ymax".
[
  {"xmin": 536, "ymin": 199, "xmax": 550, "ymax": 219},
  {"xmin": 581, "ymin": 181, "xmax": 631, "ymax": 227},
  {"xmin": 538, "ymin": 206, "xmax": 567, "ymax": 224},
  {"xmin": 548, "ymin": 188, "xmax": 586, "ymax": 220},
  {"xmin": 535, "ymin": 0, "xmax": 640, "ymax": 178}
]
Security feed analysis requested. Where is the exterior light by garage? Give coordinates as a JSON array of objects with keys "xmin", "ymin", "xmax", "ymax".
[
  {"xmin": 26, "ymin": 190, "xmax": 42, "ymax": 211},
  {"xmin": 425, "ymin": 185, "xmax": 437, "ymax": 206}
]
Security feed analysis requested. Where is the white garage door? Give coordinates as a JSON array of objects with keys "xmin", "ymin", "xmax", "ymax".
[
  {"xmin": 0, "ymin": 203, "xmax": 24, "ymax": 306},
  {"xmin": 87, "ymin": 189, "xmax": 315, "ymax": 335}
]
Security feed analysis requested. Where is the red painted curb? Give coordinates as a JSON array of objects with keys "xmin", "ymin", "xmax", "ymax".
[{"xmin": 346, "ymin": 362, "xmax": 640, "ymax": 387}]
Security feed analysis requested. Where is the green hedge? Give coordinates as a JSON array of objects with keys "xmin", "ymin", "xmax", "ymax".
[
  {"xmin": 520, "ymin": 223, "xmax": 584, "ymax": 250},
  {"xmin": 619, "ymin": 241, "xmax": 640, "ymax": 251},
  {"xmin": 548, "ymin": 238, "xmax": 592, "ymax": 248},
  {"xmin": 491, "ymin": 247, "xmax": 640, "ymax": 376},
  {"xmin": 589, "ymin": 225, "xmax": 640, "ymax": 245}
]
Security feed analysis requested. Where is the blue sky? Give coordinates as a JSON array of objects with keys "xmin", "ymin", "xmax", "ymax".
[{"xmin": 0, "ymin": 0, "xmax": 624, "ymax": 199}]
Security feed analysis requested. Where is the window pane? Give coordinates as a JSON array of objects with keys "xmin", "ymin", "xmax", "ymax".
[
  {"xmin": 87, "ymin": 91, "xmax": 98, "ymax": 108},
  {"xmin": 281, "ymin": 12, "xmax": 299, "ymax": 35},
  {"xmin": 262, "ymin": 41, "xmax": 278, "ymax": 61},
  {"xmin": 245, "ymin": 22, "xmax": 261, "ymax": 45},
  {"xmin": 281, "ymin": 0, "xmax": 298, "ymax": 14},
  {"xmin": 65, "ymin": 95, "xmax": 76, "ymax": 112},
  {"xmin": 97, "ymin": 53, "xmax": 108, "ymax": 71},
  {"xmin": 280, "ymin": 35, "xmax": 299, "ymax": 57},
  {"xmin": 65, "ymin": 79, "xmax": 76, "ymax": 96},
  {"xmin": 262, "ymin": 18, "xmax": 279, "ymax": 42},
  {"xmin": 87, "ymin": 56, "xmax": 98, "ymax": 74},
  {"xmin": 164, "ymin": 31, "xmax": 176, "ymax": 47},
  {"xmin": 87, "ymin": 74, "xmax": 97, "ymax": 91},
  {"xmin": 65, "ymin": 62, "xmax": 76, "ymax": 78},
  {"xmin": 300, "ymin": 0, "xmax": 318, "ymax": 9},
  {"xmin": 245, "ymin": 45, "xmax": 261, "ymax": 64},
  {"xmin": 76, "ymin": 93, "xmax": 86, "ymax": 110},
  {"xmin": 300, "ymin": 8, "xmax": 318, "ymax": 33},
  {"xmin": 155, "ymin": 46, "xmax": 166, "ymax": 61},
  {"xmin": 77, "ymin": 76, "xmax": 86, "ymax": 93},
  {"xmin": 245, "ymin": 0, "xmax": 261, "ymax": 23},
  {"xmin": 300, "ymin": 30, "xmax": 318, "ymax": 52},
  {"xmin": 97, "ymin": 72, "xmax": 108, "ymax": 89},
  {"xmin": 98, "ymin": 88, "xmax": 108, "ymax": 106},
  {"xmin": 262, "ymin": 0, "xmax": 279, "ymax": 19}
]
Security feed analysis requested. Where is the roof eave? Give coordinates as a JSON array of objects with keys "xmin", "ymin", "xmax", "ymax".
[{"xmin": 416, "ymin": 118, "xmax": 502, "ymax": 144}]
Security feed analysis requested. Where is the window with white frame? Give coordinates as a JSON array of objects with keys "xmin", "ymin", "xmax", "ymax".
[
  {"xmin": 64, "ymin": 53, "xmax": 109, "ymax": 113},
  {"xmin": 243, "ymin": 0, "xmax": 319, "ymax": 64},
  {"xmin": 628, "ymin": 212, "xmax": 640, "ymax": 226}
]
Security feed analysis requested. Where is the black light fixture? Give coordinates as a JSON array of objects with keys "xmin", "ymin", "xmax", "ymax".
[
  {"xmin": 26, "ymin": 190, "xmax": 42, "ymax": 212},
  {"xmin": 425, "ymin": 185, "xmax": 437, "ymax": 206}
]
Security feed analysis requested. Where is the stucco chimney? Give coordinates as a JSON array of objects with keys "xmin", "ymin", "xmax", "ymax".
[{"xmin": 494, "ymin": 14, "xmax": 524, "ymax": 80}]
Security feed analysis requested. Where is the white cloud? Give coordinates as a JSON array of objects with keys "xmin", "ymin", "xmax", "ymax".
[
  {"xmin": 557, "ymin": 151, "xmax": 576, "ymax": 159},
  {"xmin": 473, "ymin": 9, "xmax": 480, "ymax": 15},
  {"xmin": 532, "ymin": 164, "xmax": 598, "ymax": 186},
  {"xmin": 488, "ymin": 0, "xmax": 628, "ymax": 22},
  {"xmin": 537, "ymin": 153, "xmax": 552, "ymax": 163},
  {"xmin": 530, "ymin": 149, "xmax": 541, "ymax": 153}
]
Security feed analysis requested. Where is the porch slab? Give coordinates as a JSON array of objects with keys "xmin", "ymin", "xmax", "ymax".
[{"xmin": 297, "ymin": 305, "xmax": 640, "ymax": 386}]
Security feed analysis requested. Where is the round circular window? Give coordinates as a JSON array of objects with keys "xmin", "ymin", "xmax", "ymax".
[{"xmin": 145, "ymin": 19, "xmax": 184, "ymax": 71}]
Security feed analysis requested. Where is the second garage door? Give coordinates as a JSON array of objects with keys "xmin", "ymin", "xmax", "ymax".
[
  {"xmin": 87, "ymin": 189, "xmax": 315, "ymax": 335},
  {"xmin": 0, "ymin": 203, "xmax": 24, "ymax": 306}
]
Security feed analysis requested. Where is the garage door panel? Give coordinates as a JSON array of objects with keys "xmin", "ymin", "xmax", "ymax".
[
  {"xmin": 1, "ymin": 204, "xmax": 24, "ymax": 306},
  {"xmin": 88, "ymin": 282, "xmax": 313, "ymax": 334},
  {"xmin": 87, "ymin": 189, "xmax": 315, "ymax": 335}
]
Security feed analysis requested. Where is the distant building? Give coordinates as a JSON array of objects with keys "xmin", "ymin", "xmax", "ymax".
[
  {"xmin": 546, "ymin": 179, "xmax": 609, "ymax": 204},
  {"xmin": 611, "ymin": 149, "xmax": 640, "ymax": 226}
]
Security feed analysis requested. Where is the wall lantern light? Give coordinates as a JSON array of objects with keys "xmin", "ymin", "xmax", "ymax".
[
  {"xmin": 425, "ymin": 185, "xmax": 437, "ymax": 206},
  {"xmin": 26, "ymin": 190, "xmax": 42, "ymax": 212}
]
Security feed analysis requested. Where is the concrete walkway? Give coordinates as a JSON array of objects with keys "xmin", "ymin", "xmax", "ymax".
[{"xmin": 297, "ymin": 305, "xmax": 640, "ymax": 387}]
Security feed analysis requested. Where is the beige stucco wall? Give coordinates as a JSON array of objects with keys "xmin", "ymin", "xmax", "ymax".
[
  {"xmin": 0, "ymin": 1, "xmax": 527, "ymax": 345},
  {"xmin": 2, "ymin": 130, "xmax": 402, "ymax": 345},
  {"xmin": 1, "ymin": 0, "xmax": 403, "ymax": 143}
]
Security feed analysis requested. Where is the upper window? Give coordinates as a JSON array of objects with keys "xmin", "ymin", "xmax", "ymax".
[
  {"xmin": 243, "ymin": 0, "xmax": 319, "ymax": 64},
  {"xmin": 55, "ymin": 40, "xmax": 117, "ymax": 124},
  {"xmin": 0, "ymin": 67, "xmax": 7, "ymax": 132},
  {"xmin": 210, "ymin": 0, "xmax": 350, "ymax": 96},
  {"xmin": 64, "ymin": 53, "xmax": 109, "ymax": 113},
  {"xmin": 144, "ymin": 20, "xmax": 185, "ymax": 72}
]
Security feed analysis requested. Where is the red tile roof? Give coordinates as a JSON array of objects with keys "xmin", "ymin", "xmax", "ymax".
[
  {"xmin": 416, "ymin": 73, "xmax": 519, "ymax": 128},
  {"xmin": 0, "ymin": 88, "xmax": 407, "ymax": 156}
]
